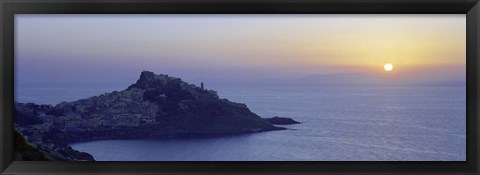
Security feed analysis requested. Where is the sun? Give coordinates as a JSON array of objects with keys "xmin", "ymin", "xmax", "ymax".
[{"xmin": 384, "ymin": 63, "xmax": 393, "ymax": 72}]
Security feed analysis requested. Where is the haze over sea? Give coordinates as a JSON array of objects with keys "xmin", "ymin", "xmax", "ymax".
[{"xmin": 16, "ymin": 84, "xmax": 466, "ymax": 161}]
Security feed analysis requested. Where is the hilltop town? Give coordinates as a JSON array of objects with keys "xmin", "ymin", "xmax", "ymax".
[{"xmin": 14, "ymin": 71, "xmax": 299, "ymax": 161}]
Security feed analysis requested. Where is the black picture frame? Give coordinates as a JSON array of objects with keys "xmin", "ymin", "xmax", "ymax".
[{"xmin": 1, "ymin": 0, "xmax": 479, "ymax": 174}]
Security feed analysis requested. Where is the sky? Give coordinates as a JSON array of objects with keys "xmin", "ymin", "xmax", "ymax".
[{"xmin": 15, "ymin": 14, "xmax": 466, "ymax": 87}]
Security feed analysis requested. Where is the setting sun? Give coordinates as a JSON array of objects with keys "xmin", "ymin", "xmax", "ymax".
[{"xmin": 384, "ymin": 63, "xmax": 393, "ymax": 71}]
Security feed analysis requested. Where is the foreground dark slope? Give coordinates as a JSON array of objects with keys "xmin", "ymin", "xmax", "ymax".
[{"xmin": 15, "ymin": 71, "xmax": 285, "ymax": 160}]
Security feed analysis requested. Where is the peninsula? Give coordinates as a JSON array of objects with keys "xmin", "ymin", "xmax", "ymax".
[{"xmin": 14, "ymin": 71, "xmax": 295, "ymax": 161}]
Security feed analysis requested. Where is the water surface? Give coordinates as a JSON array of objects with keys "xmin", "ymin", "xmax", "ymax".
[{"xmin": 63, "ymin": 85, "xmax": 466, "ymax": 161}]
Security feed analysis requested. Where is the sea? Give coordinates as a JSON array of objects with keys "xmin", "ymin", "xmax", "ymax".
[{"xmin": 16, "ymin": 85, "xmax": 466, "ymax": 161}]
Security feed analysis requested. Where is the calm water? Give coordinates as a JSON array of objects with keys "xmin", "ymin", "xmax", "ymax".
[{"xmin": 17, "ymin": 85, "xmax": 466, "ymax": 161}]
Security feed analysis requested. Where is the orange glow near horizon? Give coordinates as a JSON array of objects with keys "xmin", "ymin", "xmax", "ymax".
[{"xmin": 16, "ymin": 15, "xmax": 466, "ymax": 83}]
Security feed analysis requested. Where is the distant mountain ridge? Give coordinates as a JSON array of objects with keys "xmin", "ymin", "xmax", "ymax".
[{"xmin": 252, "ymin": 73, "xmax": 465, "ymax": 86}]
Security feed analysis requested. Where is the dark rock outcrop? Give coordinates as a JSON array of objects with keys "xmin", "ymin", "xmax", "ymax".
[
  {"xmin": 264, "ymin": 116, "xmax": 300, "ymax": 125},
  {"xmin": 14, "ymin": 131, "xmax": 94, "ymax": 161},
  {"xmin": 14, "ymin": 131, "xmax": 47, "ymax": 161}
]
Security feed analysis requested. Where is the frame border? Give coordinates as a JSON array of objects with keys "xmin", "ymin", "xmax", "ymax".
[{"xmin": 1, "ymin": 0, "xmax": 479, "ymax": 174}]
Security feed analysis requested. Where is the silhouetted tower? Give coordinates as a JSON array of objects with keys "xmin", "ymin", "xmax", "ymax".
[{"xmin": 201, "ymin": 82, "xmax": 204, "ymax": 90}]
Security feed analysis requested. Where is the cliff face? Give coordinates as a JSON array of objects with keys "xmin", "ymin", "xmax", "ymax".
[{"xmin": 15, "ymin": 71, "xmax": 284, "ymax": 160}]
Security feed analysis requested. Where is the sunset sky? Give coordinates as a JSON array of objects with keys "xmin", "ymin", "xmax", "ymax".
[{"xmin": 15, "ymin": 14, "xmax": 466, "ymax": 86}]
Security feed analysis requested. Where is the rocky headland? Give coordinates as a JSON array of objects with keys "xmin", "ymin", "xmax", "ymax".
[
  {"xmin": 14, "ymin": 71, "xmax": 298, "ymax": 161},
  {"xmin": 265, "ymin": 116, "xmax": 301, "ymax": 125}
]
